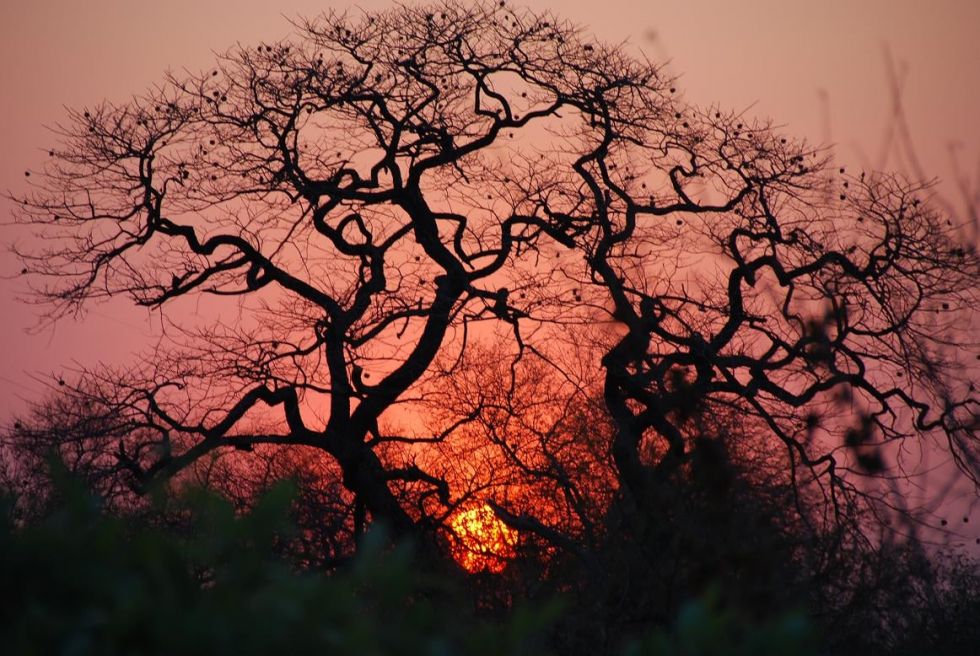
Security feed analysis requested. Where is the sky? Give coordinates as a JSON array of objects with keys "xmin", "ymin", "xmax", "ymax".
[{"xmin": 1, "ymin": 0, "xmax": 978, "ymax": 419}]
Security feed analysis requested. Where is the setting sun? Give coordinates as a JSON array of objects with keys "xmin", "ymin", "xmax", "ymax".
[{"xmin": 449, "ymin": 504, "xmax": 519, "ymax": 574}]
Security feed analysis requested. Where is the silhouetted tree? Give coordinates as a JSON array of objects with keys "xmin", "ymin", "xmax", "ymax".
[{"xmin": 7, "ymin": 0, "xmax": 979, "ymax": 595}]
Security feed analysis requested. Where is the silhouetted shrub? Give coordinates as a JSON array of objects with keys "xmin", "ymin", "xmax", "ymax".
[{"xmin": 0, "ymin": 472, "xmax": 557, "ymax": 656}]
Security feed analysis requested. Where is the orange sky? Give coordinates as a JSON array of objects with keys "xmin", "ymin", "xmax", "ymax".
[{"xmin": 1, "ymin": 0, "xmax": 978, "ymax": 419}]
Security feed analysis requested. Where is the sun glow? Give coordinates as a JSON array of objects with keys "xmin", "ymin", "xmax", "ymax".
[{"xmin": 449, "ymin": 504, "xmax": 518, "ymax": 574}]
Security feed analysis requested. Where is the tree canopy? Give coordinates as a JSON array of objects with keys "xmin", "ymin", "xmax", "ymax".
[{"xmin": 7, "ymin": 0, "xmax": 980, "ymax": 586}]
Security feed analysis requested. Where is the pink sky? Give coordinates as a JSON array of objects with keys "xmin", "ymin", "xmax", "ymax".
[{"xmin": 1, "ymin": 0, "xmax": 978, "ymax": 419}]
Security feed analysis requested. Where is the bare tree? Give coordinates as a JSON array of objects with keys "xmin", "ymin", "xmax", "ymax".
[{"xmin": 7, "ymin": 0, "xmax": 979, "ymax": 568}]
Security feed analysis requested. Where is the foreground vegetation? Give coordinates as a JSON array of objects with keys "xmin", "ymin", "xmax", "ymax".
[
  {"xmin": 4, "ymin": 466, "xmax": 980, "ymax": 655},
  {"xmin": 2, "ymin": 472, "xmax": 825, "ymax": 656}
]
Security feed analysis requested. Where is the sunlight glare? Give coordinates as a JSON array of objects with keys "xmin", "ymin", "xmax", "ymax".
[{"xmin": 449, "ymin": 503, "xmax": 518, "ymax": 574}]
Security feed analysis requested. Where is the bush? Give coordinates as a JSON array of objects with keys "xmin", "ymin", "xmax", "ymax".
[{"xmin": 0, "ymin": 475, "xmax": 557, "ymax": 656}]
